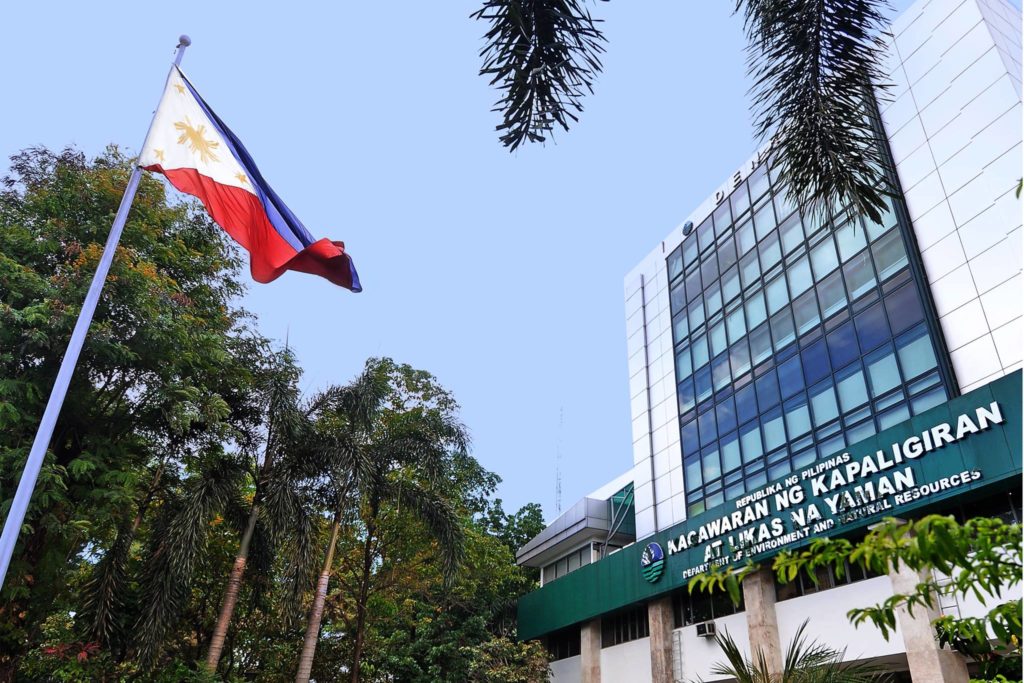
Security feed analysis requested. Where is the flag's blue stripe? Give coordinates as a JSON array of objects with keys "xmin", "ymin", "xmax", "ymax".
[
  {"xmin": 177, "ymin": 68, "xmax": 313, "ymax": 253},
  {"xmin": 348, "ymin": 254, "xmax": 362, "ymax": 292}
]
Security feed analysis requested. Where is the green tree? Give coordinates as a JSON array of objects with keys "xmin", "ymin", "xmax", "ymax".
[
  {"xmin": 127, "ymin": 370, "xmax": 323, "ymax": 672},
  {"xmin": 0, "ymin": 146, "xmax": 549, "ymax": 682},
  {"xmin": 292, "ymin": 358, "xmax": 468, "ymax": 683},
  {"xmin": 360, "ymin": 448, "xmax": 544, "ymax": 681},
  {"xmin": 130, "ymin": 449, "xmax": 250, "ymax": 667},
  {"xmin": 462, "ymin": 636, "xmax": 550, "ymax": 683},
  {"xmin": 369, "ymin": 508, "xmax": 549, "ymax": 682},
  {"xmin": 481, "ymin": 500, "xmax": 545, "ymax": 556},
  {"xmin": 773, "ymin": 516, "xmax": 1022, "ymax": 682},
  {"xmin": 472, "ymin": 0, "xmax": 893, "ymax": 221},
  {"xmin": 0, "ymin": 146, "xmax": 266, "ymax": 679},
  {"xmin": 203, "ymin": 345, "xmax": 308, "ymax": 672}
]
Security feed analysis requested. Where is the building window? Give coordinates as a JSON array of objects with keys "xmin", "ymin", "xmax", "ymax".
[
  {"xmin": 772, "ymin": 489, "xmax": 1021, "ymax": 603},
  {"xmin": 775, "ymin": 559, "xmax": 882, "ymax": 601},
  {"xmin": 664, "ymin": 135, "xmax": 952, "ymax": 514},
  {"xmin": 541, "ymin": 545, "xmax": 593, "ymax": 585},
  {"xmin": 941, "ymin": 488, "xmax": 1021, "ymax": 526},
  {"xmin": 601, "ymin": 604, "xmax": 649, "ymax": 647},
  {"xmin": 545, "ymin": 624, "xmax": 581, "ymax": 660},
  {"xmin": 672, "ymin": 586, "xmax": 744, "ymax": 628}
]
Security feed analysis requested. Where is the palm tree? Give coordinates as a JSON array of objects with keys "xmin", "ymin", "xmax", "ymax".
[
  {"xmin": 293, "ymin": 358, "xmax": 469, "ymax": 683},
  {"xmin": 708, "ymin": 619, "xmax": 890, "ymax": 683},
  {"xmin": 77, "ymin": 334, "xmax": 276, "ymax": 661},
  {"xmin": 204, "ymin": 346, "xmax": 307, "ymax": 671},
  {"xmin": 291, "ymin": 366, "xmax": 386, "ymax": 683},
  {"xmin": 472, "ymin": 0, "xmax": 892, "ymax": 222},
  {"xmin": 122, "ymin": 345, "xmax": 313, "ymax": 671}
]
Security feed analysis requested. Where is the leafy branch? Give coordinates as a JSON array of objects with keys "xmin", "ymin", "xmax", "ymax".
[
  {"xmin": 472, "ymin": 0, "xmax": 607, "ymax": 150},
  {"xmin": 472, "ymin": 0, "xmax": 897, "ymax": 221},
  {"xmin": 739, "ymin": 0, "xmax": 893, "ymax": 222},
  {"xmin": 692, "ymin": 515, "xmax": 1022, "ymax": 680}
]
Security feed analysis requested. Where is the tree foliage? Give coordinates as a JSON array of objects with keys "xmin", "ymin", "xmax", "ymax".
[
  {"xmin": 471, "ymin": 0, "xmax": 606, "ymax": 150},
  {"xmin": 740, "ymin": 0, "xmax": 892, "ymax": 222},
  {"xmin": 282, "ymin": 383, "xmax": 547, "ymax": 682},
  {"xmin": 0, "ymin": 146, "xmax": 262, "ymax": 677},
  {"xmin": 0, "ymin": 147, "xmax": 548, "ymax": 682}
]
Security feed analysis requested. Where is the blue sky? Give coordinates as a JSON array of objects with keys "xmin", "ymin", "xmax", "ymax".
[{"xmin": 3, "ymin": 0, "xmax": 925, "ymax": 521}]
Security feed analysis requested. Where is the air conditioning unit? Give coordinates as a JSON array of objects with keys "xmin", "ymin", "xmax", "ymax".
[{"xmin": 696, "ymin": 620, "xmax": 717, "ymax": 638}]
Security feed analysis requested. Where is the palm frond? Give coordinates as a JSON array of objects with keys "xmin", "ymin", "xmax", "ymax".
[
  {"xmin": 710, "ymin": 619, "xmax": 891, "ymax": 683},
  {"xmin": 374, "ymin": 410, "xmax": 470, "ymax": 489},
  {"xmin": 245, "ymin": 521, "xmax": 275, "ymax": 613},
  {"xmin": 337, "ymin": 357, "xmax": 393, "ymax": 429},
  {"xmin": 390, "ymin": 480, "xmax": 466, "ymax": 584},
  {"xmin": 710, "ymin": 625, "xmax": 773, "ymax": 683},
  {"xmin": 279, "ymin": 501, "xmax": 322, "ymax": 627},
  {"xmin": 255, "ymin": 451, "xmax": 324, "ymax": 626},
  {"xmin": 131, "ymin": 504, "xmax": 189, "ymax": 667},
  {"xmin": 260, "ymin": 347, "xmax": 306, "ymax": 462},
  {"xmin": 260, "ymin": 464, "xmax": 305, "ymax": 539},
  {"xmin": 472, "ymin": 0, "xmax": 607, "ymax": 150},
  {"xmin": 132, "ymin": 454, "xmax": 247, "ymax": 666},
  {"xmin": 79, "ymin": 521, "xmax": 134, "ymax": 647},
  {"xmin": 740, "ymin": 0, "xmax": 893, "ymax": 223},
  {"xmin": 165, "ymin": 455, "xmax": 247, "ymax": 580}
]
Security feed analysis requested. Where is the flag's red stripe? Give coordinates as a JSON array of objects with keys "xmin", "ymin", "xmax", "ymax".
[{"xmin": 143, "ymin": 165, "xmax": 355, "ymax": 289}]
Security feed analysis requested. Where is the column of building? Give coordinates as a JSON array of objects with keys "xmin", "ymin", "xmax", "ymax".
[
  {"xmin": 742, "ymin": 562, "xmax": 970, "ymax": 682},
  {"xmin": 647, "ymin": 595, "xmax": 674, "ymax": 683},
  {"xmin": 890, "ymin": 563, "xmax": 970, "ymax": 682},
  {"xmin": 621, "ymin": 561, "xmax": 974, "ymax": 683},
  {"xmin": 580, "ymin": 618, "xmax": 602, "ymax": 683},
  {"xmin": 742, "ymin": 567, "xmax": 785, "ymax": 675}
]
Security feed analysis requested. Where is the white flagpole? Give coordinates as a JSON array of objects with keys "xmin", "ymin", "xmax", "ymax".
[{"xmin": 0, "ymin": 35, "xmax": 192, "ymax": 589}]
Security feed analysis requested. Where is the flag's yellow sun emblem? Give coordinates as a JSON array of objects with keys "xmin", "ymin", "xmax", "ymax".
[{"xmin": 174, "ymin": 116, "xmax": 220, "ymax": 164}]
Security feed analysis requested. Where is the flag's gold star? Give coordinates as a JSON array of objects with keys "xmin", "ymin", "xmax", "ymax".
[
  {"xmin": 154, "ymin": 148, "xmax": 165, "ymax": 162},
  {"xmin": 173, "ymin": 83, "xmax": 186, "ymax": 95},
  {"xmin": 234, "ymin": 172, "xmax": 250, "ymax": 185},
  {"xmin": 174, "ymin": 116, "xmax": 220, "ymax": 164}
]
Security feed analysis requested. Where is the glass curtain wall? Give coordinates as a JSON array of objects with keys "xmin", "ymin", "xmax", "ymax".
[{"xmin": 667, "ymin": 158, "xmax": 952, "ymax": 517}]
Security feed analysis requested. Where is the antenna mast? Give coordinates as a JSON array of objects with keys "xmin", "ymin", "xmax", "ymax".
[{"xmin": 555, "ymin": 407, "xmax": 563, "ymax": 515}]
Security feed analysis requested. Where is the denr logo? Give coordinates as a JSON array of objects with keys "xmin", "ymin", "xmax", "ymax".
[{"xmin": 640, "ymin": 542, "xmax": 665, "ymax": 583}]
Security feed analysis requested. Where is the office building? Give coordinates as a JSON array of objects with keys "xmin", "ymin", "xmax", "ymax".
[{"xmin": 515, "ymin": 0, "xmax": 1023, "ymax": 679}]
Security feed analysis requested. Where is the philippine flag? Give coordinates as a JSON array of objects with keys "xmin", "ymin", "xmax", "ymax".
[{"xmin": 139, "ymin": 67, "xmax": 361, "ymax": 291}]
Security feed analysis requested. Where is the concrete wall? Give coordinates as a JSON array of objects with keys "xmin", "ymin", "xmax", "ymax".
[
  {"xmin": 879, "ymin": 0, "xmax": 1023, "ymax": 394},
  {"xmin": 625, "ymin": 253, "xmax": 686, "ymax": 540},
  {"xmin": 549, "ymin": 655, "xmax": 582, "ymax": 683},
  {"xmin": 775, "ymin": 576, "xmax": 907, "ymax": 661},
  {"xmin": 546, "ymin": 576, "xmax": 1021, "ymax": 682},
  {"xmin": 976, "ymin": 0, "xmax": 1022, "ymax": 99},
  {"xmin": 954, "ymin": 573, "xmax": 1023, "ymax": 623},
  {"xmin": 673, "ymin": 612, "xmax": 751, "ymax": 682},
  {"xmin": 600, "ymin": 636, "xmax": 653, "ymax": 682}
]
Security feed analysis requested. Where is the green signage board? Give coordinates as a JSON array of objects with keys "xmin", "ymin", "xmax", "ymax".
[{"xmin": 517, "ymin": 371, "xmax": 1022, "ymax": 641}]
